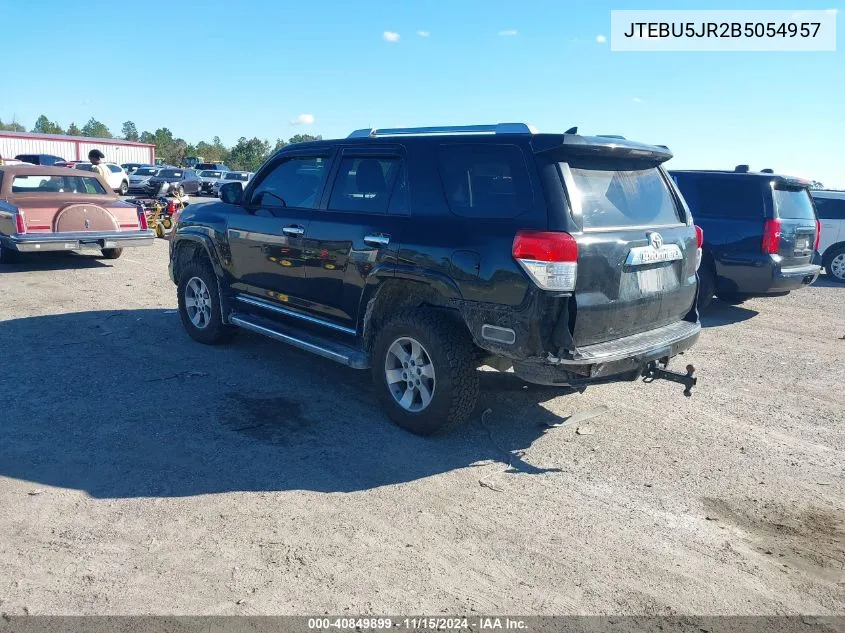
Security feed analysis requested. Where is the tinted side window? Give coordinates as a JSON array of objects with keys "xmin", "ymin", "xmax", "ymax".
[
  {"xmin": 813, "ymin": 197, "xmax": 845, "ymax": 220},
  {"xmin": 328, "ymin": 157, "xmax": 401, "ymax": 214},
  {"xmin": 674, "ymin": 175, "xmax": 764, "ymax": 219},
  {"xmin": 250, "ymin": 156, "xmax": 327, "ymax": 209},
  {"xmin": 108, "ymin": 164, "xmax": 121, "ymax": 173},
  {"xmin": 437, "ymin": 144, "xmax": 532, "ymax": 219}
]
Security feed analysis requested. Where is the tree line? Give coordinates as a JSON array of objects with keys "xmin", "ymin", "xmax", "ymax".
[{"xmin": 0, "ymin": 115, "xmax": 322, "ymax": 172}]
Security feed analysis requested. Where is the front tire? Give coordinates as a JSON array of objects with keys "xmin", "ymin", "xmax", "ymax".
[
  {"xmin": 118, "ymin": 181, "xmax": 129, "ymax": 196},
  {"xmin": 177, "ymin": 257, "xmax": 237, "ymax": 345},
  {"xmin": 823, "ymin": 246, "xmax": 845, "ymax": 283},
  {"xmin": 372, "ymin": 309, "xmax": 479, "ymax": 435},
  {"xmin": 100, "ymin": 248, "xmax": 123, "ymax": 259}
]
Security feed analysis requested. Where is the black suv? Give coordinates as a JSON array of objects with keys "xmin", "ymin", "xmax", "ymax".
[
  {"xmin": 169, "ymin": 124, "xmax": 702, "ymax": 435},
  {"xmin": 671, "ymin": 167, "xmax": 820, "ymax": 308}
]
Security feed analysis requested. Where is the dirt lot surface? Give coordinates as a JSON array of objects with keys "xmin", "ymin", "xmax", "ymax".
[{"xmin": 1, "ymin": 222, "xmax": 843, "ymax": 615}]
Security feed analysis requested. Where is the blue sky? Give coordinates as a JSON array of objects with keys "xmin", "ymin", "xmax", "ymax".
[{"xmin": 1, "ymin": 0, "xmax": 842, "ymax": 186}]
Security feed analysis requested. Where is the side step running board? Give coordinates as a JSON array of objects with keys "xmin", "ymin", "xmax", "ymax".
[{"xmin": 229, "ymin": 312, "xmax": 370, "ymax": 369}]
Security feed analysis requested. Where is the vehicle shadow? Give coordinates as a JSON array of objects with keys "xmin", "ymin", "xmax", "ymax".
[
  {"xmin": 700, "ymin": 300, "xmax": 759, "ymax": 328},
  {"xmin": 0, "ymin": 309, "xmax": 574, "ymax": 498},
  {"xmin": 0, "ymin": 251, "xmax": 110, "ymax": 271}
]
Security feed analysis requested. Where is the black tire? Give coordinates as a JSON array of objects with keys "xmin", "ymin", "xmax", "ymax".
[
  {"xmin": 118, "ymin": 180, "xmax": 129, "ymax": 196},
  {"xmin": 823, "ymin": 245, "xmax": 845, "ymax": 283},
  {"xmin": 0, "ymin": 243, "xmax": 18, "ymax": 264},
  {"xmin": 100, "ymin": 248, "xmax": 123, "ymax": 259},
  {"xmin": 177, "ymin": 256, "xmax": 237, "ymax": 345},
  {"xmin": 371, "ymin": 309, "xmax": 479, "ymax": 435},
  {"xmin": 697, "ymin": 262, "xmax": 716, "ymax": 311},
  {"xmin": 716, "ymin": 291, "xmax": 748, "ymax": 305}
]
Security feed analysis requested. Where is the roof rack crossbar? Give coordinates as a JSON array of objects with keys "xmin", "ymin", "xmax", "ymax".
[{"xmin": 347, "ymin": 123, "xmax": 536, "ymax": 138}]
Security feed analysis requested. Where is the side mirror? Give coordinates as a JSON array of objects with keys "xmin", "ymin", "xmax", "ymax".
[{"xmin": 219, "ymin": 181, "xmax": 243, "ymax": 204}]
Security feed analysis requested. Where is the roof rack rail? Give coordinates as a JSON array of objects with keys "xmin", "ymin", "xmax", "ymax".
[
  {"xmin": 596, "ymin": 134, "xmax": 626, "ymax": 140},
  {"xmin": 347, "ymin": 123, "xmax": 537, "ymax": 139}
]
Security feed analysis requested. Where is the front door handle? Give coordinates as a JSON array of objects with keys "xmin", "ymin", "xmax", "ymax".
[
  {"xmin": 364, "ymin": 234, "xmax": 390, "ymax": 247},
  {"xmin": 282, "ymin": 225, "xmax": 305, "ymax": 237}
]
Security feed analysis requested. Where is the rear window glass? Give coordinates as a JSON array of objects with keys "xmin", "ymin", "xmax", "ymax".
[
  {"xmin": 12, "ymin": 175, "xmax": 107, "ymax": 194},
  {"xmin": 329, "ymin": 157, "xmax": 401, "ymax": 214},
  {"xmin": 812, "ymin": 196, "xmax": 845, "ymax": 220},
  {"xmin": 158, "ymin": 170, "xmax": 183, "ymax": 178},
  {"xmin": 774, "ymin": 188, "xmax": 817, "ymax": 220},
  {"xmin": 672, "ymin": 174, "xmax": 764, "ymax": 219},
  {"xmin": 200, "ymin": 170, "xmax": 222, "ymax": 178},
  {"xmin": 437, "ymin": 144, "xmax": 532, "ymax": 219},
  {"xmin": 566, "ymin": 159, "xmax": 680, "ymax": 229},
  {"xmin": 75, "ymin": 163, "xmax": 94, "ymax": 171},
  {"xmin": 225, "ymin": 172, "xmax": 251, "ymax": 181},
  {"xmin": 135, "ymin": 168, "xmax": 158, "ymax": 176}
]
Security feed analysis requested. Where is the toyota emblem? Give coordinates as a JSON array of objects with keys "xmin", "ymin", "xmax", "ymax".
[{"xmin": 648, "ymin": 232, "xmax": 664, "ymax": 250}]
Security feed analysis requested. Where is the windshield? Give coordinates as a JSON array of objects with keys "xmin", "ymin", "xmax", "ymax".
[
  {"xmin": 774, "ymin": 187, "xmax": 817, "ymax": 220},
  {"xmin": 11, "ymin": 175, "xmax": 108, "ymax": 195},
  {"xmin": 134, "ymin": 168, "xmax": 158, "ymax": 176},
  {"xmin": 195, "ymin": 164, "xmax": 219, "ymax": 171},
  {"xmin": 564, "ymin": 159, "xmax": 681, "ymax": 229},
  {"xmin": 225, "ymin": 172, "xmax": 249, "ymax": 181},
  {"xmin": 157, "ymin": 170, "xmax": 183, "ymax": 179},
  {"xmin": 200, "ymin": 170, "xmax": 223, "ymax": 178}
]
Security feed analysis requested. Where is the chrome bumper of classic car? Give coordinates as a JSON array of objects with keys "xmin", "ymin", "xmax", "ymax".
[{"xmin": 5, "ymin": 230, "xmax": 155, "ymax": 252}]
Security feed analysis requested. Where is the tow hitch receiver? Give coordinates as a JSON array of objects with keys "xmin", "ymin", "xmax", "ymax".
[{"xmin": 642, "ymin": 361, "xmax": 697, "ymax": 397}]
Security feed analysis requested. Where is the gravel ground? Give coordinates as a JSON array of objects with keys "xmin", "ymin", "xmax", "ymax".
[{"xmin": 0, "ymin": 225, "xmax": 843, "ymax": 615}]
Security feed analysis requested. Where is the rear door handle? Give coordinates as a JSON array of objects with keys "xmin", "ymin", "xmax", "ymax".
[
  {"xmin": 364, "ymin": 234, "xmax": 390, "ymax": 247},
  {"xmin": 282, "ymin": 225, "xmax": 305, "ymax": 237}
]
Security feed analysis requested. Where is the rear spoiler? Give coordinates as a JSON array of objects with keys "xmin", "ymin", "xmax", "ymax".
[{"xmin": 532, "ymin": 134, "xmax": 673, "ymax": 163}]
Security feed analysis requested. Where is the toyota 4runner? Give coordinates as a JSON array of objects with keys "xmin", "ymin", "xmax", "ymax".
[{"xmin": 169, "ymin": 123, "xmax": 702, "ymax": 435}]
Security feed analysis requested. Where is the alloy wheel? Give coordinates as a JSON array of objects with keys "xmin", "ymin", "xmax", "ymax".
[
  {"xmin": 184, "ymin": 276, "xmax": 213, "ymax": 329},
  {"xmin": 384, "ymin": 336, "xmax": 436, "ymax": 412}
]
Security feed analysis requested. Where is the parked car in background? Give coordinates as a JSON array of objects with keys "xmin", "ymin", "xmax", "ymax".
[
  {"xmin": 128, "ymin": 166, "xmax": 160, "ymax": 193},
  {"xmin": 145, "ymin": 168, "xmax": 200, "ymax": 197},
  {"xmin": 170, "ymin": 123, "xmax": 702, "ymax": 435},
  {"xmin": 197, "ymin": 170, "xmax": 226, "ymax": 196},
  {"xmin": 0, "ymin": 157, "xmax": 27, "ymax": 166},
  {"xmin": 74, "ymin": 162, "xmax": 131, "ymax": 195},
  {"xmin": 0, "ymin": 165, "xmax": 153, "ymax": 263},
  {"xmin": 811, "ymin": 190, "xmax": 845, "ymax": 283},
  {"xmin": 194, "ymin": 162, "xmax": 229, "ymax": 172},
  {"xmin": 214, "ymin": 170, "xmax": 254, "ymax": 196},
  {"xmin": 15, "ymin": 153, "xmax": 66, "ymax": 166},
  {"xmin": 671, "ymin": 167, "xmax": 820, "ymax": 308},
  {"xmin": 122, "ymin": 163, "xmax": 150, "ymax": 175}
]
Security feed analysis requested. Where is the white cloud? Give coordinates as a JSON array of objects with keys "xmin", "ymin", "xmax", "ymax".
[
  {"xmin": 290, "ymin": 113, "xmax": 315, "ymax": 126},
  {"xmin": 383, "ymin": 31, "xmax": 400, "ymax": 43},
  {"xmin": 499, "ymin": 29, "xmax": 518, "ymax": 36},
  {"xmin": 596, "ymin": 34, "xmax": 607, "ymax": 43},
  {"xmin": 416, "ymin": 30, "xmax": 430, "ymax": 37},
  {"xmin": 632, "ymin": 97, "xmax": 646, "ymax": 104}
]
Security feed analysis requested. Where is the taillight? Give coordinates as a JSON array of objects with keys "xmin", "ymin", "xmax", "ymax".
[
  {"xmin": 512, "ymin": 230, "xmax": 578, "ymax": 291},
  {"xmin": 761, "ymin": 219, "xmax": 782, "ymax": 254},
  {"xmin": 15, "ymin": 210, "xmax": 27, "ymax": 234},
  {"xmin": 694, "ymin": 225, "xmax": 704, "ymax": 271},
  {"xmin": 137, "ymin": 206, "xmax": 148, "ymax": 230},
  {"xmin": 815, "ymin": 218, "xmax": 821, "ymax": 251}
]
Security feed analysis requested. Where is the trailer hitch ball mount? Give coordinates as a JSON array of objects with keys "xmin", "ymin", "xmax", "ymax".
[{"xmin": 642, "ymin": 361, "xmax": 697, "ymax": 397}]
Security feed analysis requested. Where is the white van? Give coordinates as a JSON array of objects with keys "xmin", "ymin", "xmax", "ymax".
[{"xmin": 812, "ymin": 190, "xmax": 845, "ymax": 283}]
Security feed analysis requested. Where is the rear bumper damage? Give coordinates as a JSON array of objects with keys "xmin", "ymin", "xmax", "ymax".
[
  {"xmin": 511, "ymin": 320, "xmax": 700, "ymax": 387},
  {"xmin": 4, "ymin": 230, "xmax": 155, "ymax": 252}
]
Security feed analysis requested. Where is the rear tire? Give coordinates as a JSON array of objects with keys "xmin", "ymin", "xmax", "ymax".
[
  {"xmin": 0, "ymin": 243, "xmax": 18, "ymax": 264},
  {"xmin": 697, "ymin": 263, "xmax": 716, "ymax": 310},
  {"xmin": 100, "ymin": 248, "xmax": 123, "ymax": 259},
  {"xmin": 823, "ymin": 246, "xmax": 845, "ymax": 283},
  {"xmin": 118, "ymin": 181, "xmax": 129, "ymax": 196},
  {"xmin": 716, "ymin": 291, "xmax": 748, "ymax": 305},
  {"xmin": 177, "ymin": 256, "xmax": 237, "ymax": 345},
  {"xmin": 371, "ymin": 309, "xmax": 479, "ymax": 435}
]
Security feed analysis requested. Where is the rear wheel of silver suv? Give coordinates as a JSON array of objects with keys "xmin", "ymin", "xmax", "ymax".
[
  {"xmin": 372, "ymin": 310, "xmax": 479, "ymax": 435},
  {"xmin": 824, "ymin": 246, "xmax": 845, "ymax": 283}
]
